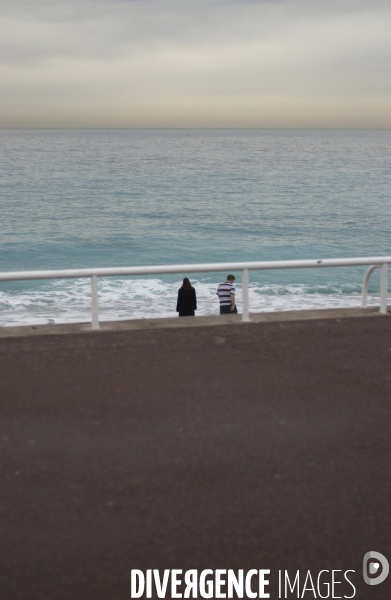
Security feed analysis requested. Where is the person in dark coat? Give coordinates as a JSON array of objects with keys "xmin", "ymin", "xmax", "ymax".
[{"xmin": 176, "ymin": 277, "xmax": 197, "ymax": 317}]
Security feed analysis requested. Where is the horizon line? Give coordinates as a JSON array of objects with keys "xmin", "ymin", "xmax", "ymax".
[{"xmin": 1, "ymin": 126, "xmax": 390, "ymax": 131}]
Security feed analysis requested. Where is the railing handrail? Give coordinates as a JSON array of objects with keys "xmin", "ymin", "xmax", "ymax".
[
  {"xmin": 1, "ymin": 256, "xmax": 391, "ymax": 282},
  {"xmin": 1, "ymin": 256, "xmax": 389, "ymax": 329}
]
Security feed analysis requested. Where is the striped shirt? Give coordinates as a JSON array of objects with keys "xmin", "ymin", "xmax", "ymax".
[{"xmin": 217, "ymin": 281, "xmax": 235, "ymax": 306}]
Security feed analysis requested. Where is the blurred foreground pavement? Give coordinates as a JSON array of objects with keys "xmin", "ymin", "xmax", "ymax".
[{"xmin": 1, "ymin": 315, "xmax": 391, "ymax": 599}]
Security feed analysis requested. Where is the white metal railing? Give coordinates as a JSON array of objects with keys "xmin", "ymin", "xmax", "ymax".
[{"xmin": 0, "ymin": 256, "xmax": 390, "ymax": 329}]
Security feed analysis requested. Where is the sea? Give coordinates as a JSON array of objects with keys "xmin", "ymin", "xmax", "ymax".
[{"xmin": 0, "ymin": 128, "xmax": 390, "ymax": 326}]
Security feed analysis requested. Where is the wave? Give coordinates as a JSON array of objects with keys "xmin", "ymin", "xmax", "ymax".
[{"xmin": 0, "ymin": 277, "xmax": 384, "ymax": 327}]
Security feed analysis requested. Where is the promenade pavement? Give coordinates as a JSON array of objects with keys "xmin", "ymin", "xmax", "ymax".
[{"xmin": 1, "ymin": 311, "xmax": 391, "ymax": 599}]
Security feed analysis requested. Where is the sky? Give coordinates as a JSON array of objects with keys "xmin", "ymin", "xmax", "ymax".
[{"xmin": 0, "ymin": 0, "xmax": 390, "ymax": 128}]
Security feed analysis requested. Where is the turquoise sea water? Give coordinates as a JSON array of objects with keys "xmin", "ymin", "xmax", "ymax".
[{"xmin": 0, "ymin": 128, "xmax": 390, "ymax": 325}]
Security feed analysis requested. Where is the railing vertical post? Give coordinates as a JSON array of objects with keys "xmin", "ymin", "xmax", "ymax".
[
  {"xmin": 380, "ymin": 263, "xmax": 388, "ymax": 314},
  {"xmin": 242, "ymin": 268, "xmax": 250, "ymax": 322},
  {"xmin": 91, "ymin": 275, "xmax": 100, "ymax": 329},
  {"xmin": 362, "ymin": 265, "xmax": 379, "ymax": 308}
]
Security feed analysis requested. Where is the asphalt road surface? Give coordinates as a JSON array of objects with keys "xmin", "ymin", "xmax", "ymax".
[{"xmin": 1, "ymin": 316, "xmax": 391, "ymax": 599}]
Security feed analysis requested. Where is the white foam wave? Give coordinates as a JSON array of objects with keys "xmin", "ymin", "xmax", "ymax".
[{"xmin": 0, "ymin": 278, "xmax": 383, "ymax": 327}]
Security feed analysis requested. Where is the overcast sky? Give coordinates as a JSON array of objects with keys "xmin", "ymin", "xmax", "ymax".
[{"xmin": 0, "ymin": 0, "xmax": 390, "ymax": 128}]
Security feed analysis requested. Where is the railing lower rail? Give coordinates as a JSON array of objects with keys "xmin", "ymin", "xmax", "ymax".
[{"xmin": 0, "ymin": 256, "xmax": 390, "ymax": 329}]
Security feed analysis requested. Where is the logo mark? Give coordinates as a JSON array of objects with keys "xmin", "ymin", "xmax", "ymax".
[{"xmin": 363, "ymin": 551, "xmax": 389, "ymax": 585}]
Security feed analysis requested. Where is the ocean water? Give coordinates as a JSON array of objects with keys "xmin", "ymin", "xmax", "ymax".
[{"xmin": 0, "ymin": 128, "xmax": 390, "ymax": 326}]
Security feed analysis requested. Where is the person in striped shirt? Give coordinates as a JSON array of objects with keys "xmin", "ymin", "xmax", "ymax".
[{"xmin": 217, "ymin": 275, "xmax": 238, "ymax": 314}]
